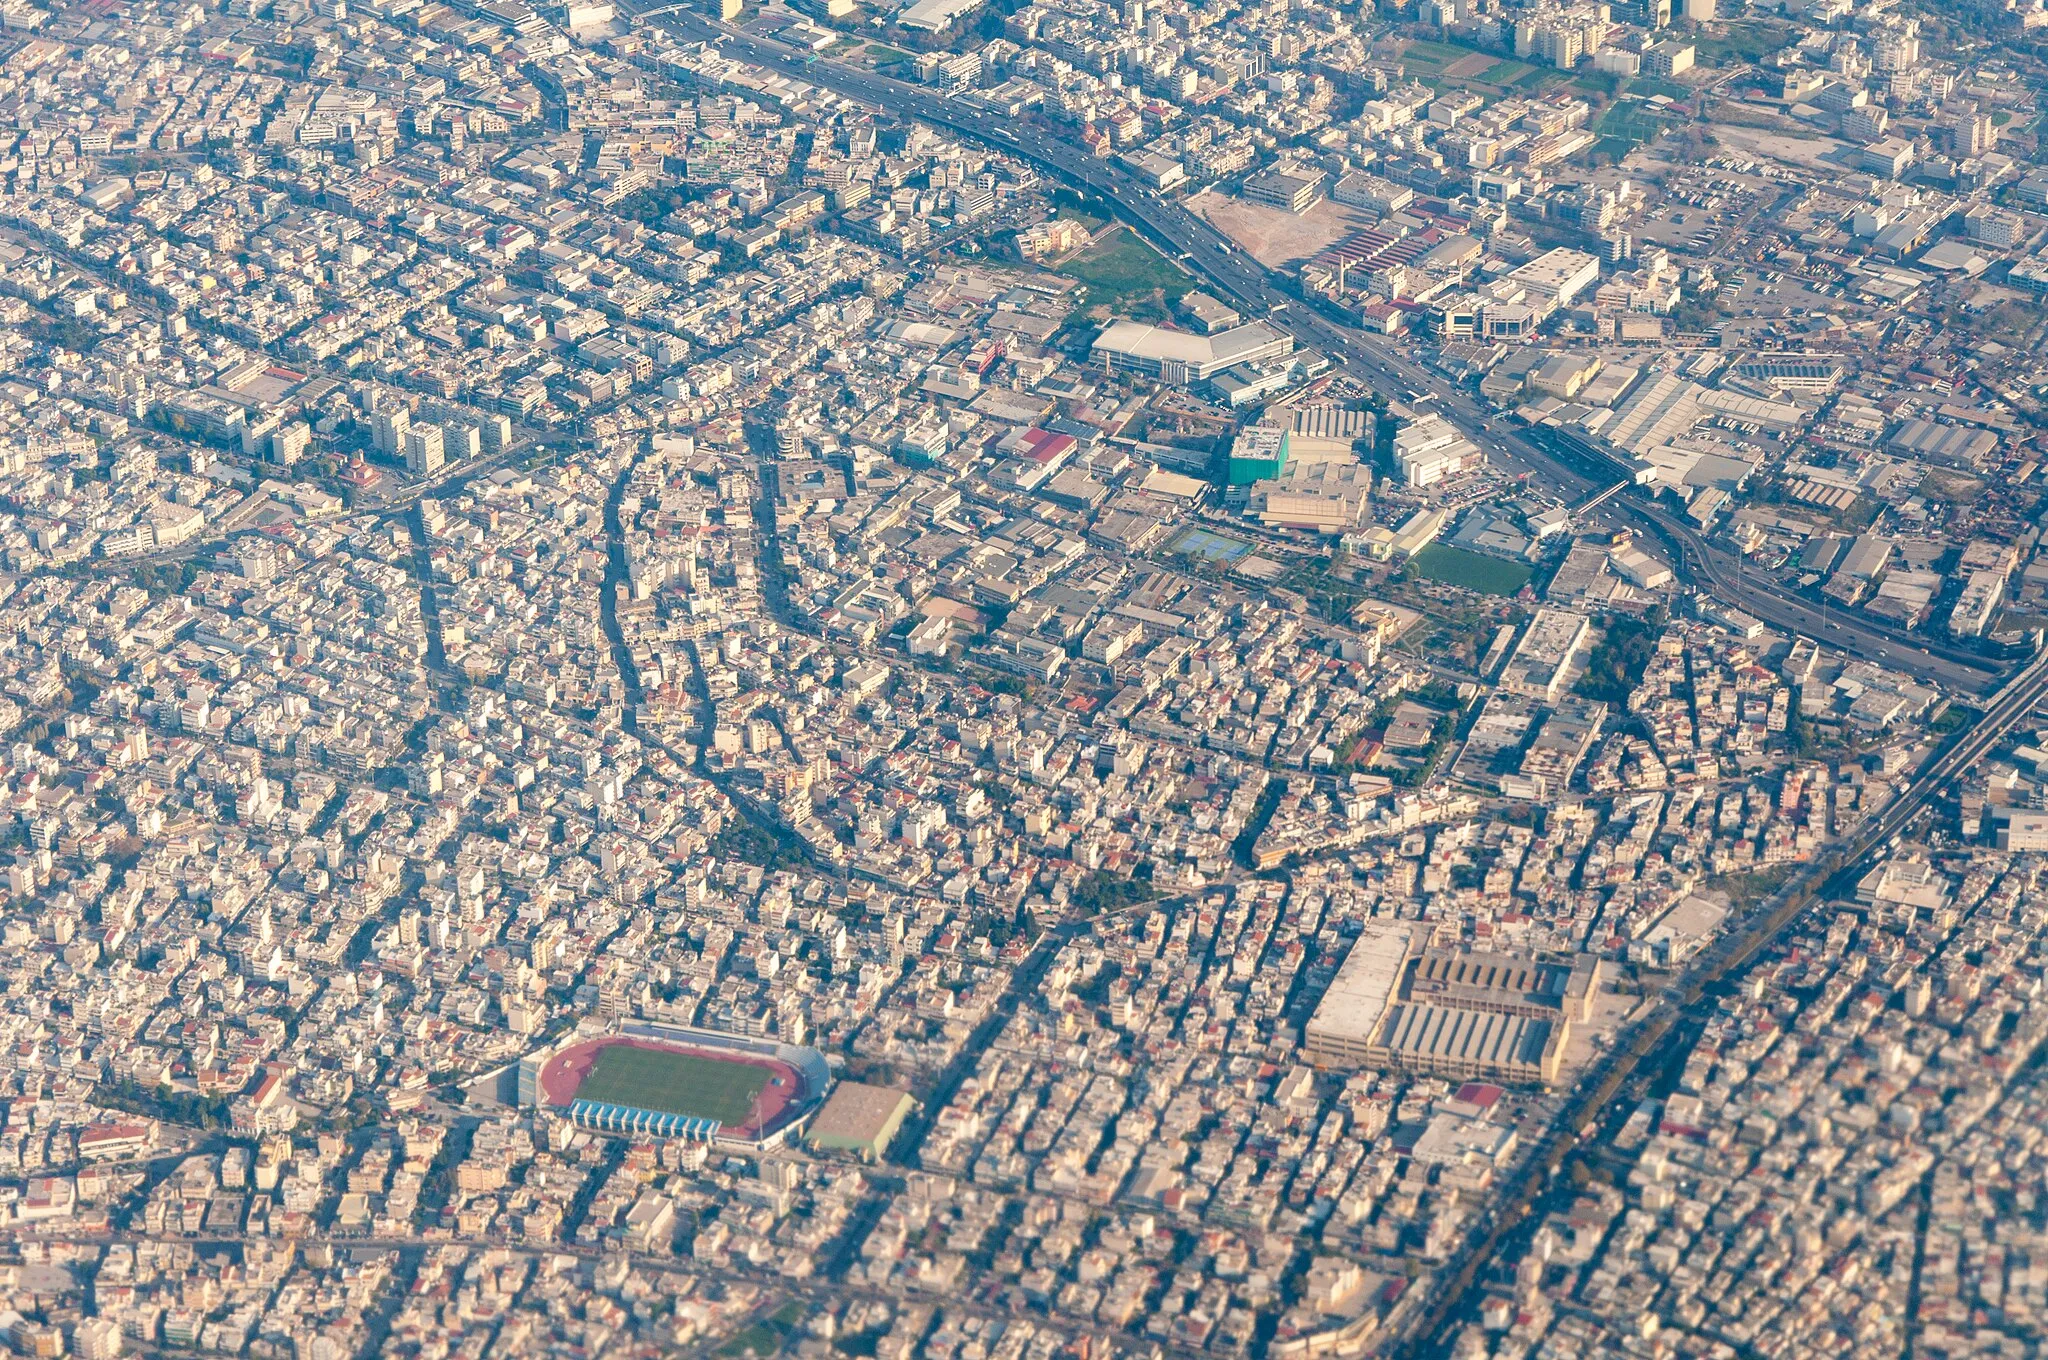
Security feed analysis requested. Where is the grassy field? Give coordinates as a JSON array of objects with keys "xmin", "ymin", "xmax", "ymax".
[
  {"xmin": 1690, "ymin": 22, "xmax": 1791, "ymax": 66},
  {"xmin": 1055, "ymin": 227, "xmax": 1190, "ymax": 321},
  {"xmin": 1570, "ymin": 69, "xmax": 1621, "ymax": 98},
  {"xmin": 1401, "ymin": 39, "xmax": 1555, "ymax": 91},
  {"xmin": 1632, "ymin": 76, "xmax": 1697, "ymax": 103},
  {"xmin": 1400, "ymin": 38, "xmax": 1486, "ymax": 68},
  {"xmin": 1708, "ymin": 862, "xmax": 1796, "ymax": 911},
  {"xmin": 1919, "ymin": 469, "xmax": 1985, "ymax": 505},
  {"xmin": 577, "ymin": 1046, "xmax": 773, "ymax": 1125},
  {"xmin": 1410, "ymin": 545, "xmax": 1533, "ymax": 596},
  {"xmin": 1594, "ymin": 103, "xmax": 1671, "ymax": 158},
  {"xmin": 719, "ymin": 1302, "xmax": 806, "ymax": 1358}
]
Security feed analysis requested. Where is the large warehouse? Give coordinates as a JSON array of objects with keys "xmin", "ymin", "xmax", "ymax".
[
  {"xmin": 1302, "ymin": 922, "xmax": 1420, "ymax": 1068},
  {"xmin": 1304, "ymin": 925, "xmax": 1601, "ymax": 1086},
  {"xmin": 1091, "ymin": 319, "xmax": 1293, "ymax": 384},
  {"xmin": 1886, "ymin": 417, "xmax": 1998, "ymax": 470}
]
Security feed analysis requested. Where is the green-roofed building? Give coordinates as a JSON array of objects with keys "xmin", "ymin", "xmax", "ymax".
[{"xmin": 1227, "ymin": 426, "xmax": 1290, "ymax": 487}]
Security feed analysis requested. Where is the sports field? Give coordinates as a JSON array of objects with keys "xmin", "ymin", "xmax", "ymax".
[
  {"xmin": 575, "ymin": 1045, "xmax": 775, "ymax": 1125},
  {"xmin": 1171, "ymin": 527, "xmax": 1254, "ymax": 563},
  {"xmin": 1410, "ymin": 544, "xmax": 1533, "ymax": 596},
  {"xmin": 1594, "ymin": 103, "xmax": 1673, "ymax": 157}
]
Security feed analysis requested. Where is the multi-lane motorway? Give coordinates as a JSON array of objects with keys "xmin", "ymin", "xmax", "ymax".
[
  {"xmin": 634, "ymin": 3, "xmax": 2006, "ymax": 697},
  {"xmin": 622, "ymin": 8, "xmax": 2034, "ymax": 1348},
  {"xmin": 1532, "ymin": 428, "xmax": 2005, "ymax": 694}
]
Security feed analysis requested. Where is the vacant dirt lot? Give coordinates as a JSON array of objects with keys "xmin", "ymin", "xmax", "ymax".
[
  {"xmin": 1711, "ymin": 123, "xmax": 1847, "ymax": 171},
  {"xmin": 1187, "ymin": 191, "xmax": 1379, "ymax": 269}
]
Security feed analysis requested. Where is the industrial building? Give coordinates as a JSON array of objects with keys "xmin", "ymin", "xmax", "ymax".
[
  {"xmin": 1303, "ymin": 922, "xmax": 1418, "ymax": 1068},
  {"xmin": 1370, "ymin": 1004, "xmax": 1560, "ymax": 1084},
  {"xmin": 1997, "ymin": 809, "xmax": 2048, "ymax": 852},
  {"xmin": 1227, "ymin": 425, "xmax": 1290, "ymax": 486},
  {"xmin": 1305, "ymin": 926, "xmax": 1601, "ymax": 1086},
  {"xmin": 1249, "ymin": 459, "xmax": 1374, "ymax": 533},
  {"xmin": 1951, "ymin": 568, "xmax": 2006, "ymax": 639},
  {"xmin": 1887, "ymin": 417, "xmax": 1998, "ymax": 469},
  {"xmin": 1629, "ymin": 894, "xmax": 1728, "ymax": 969},
  {"xmin": 1406, "ymin": 947, "xmax": 1601, "ymax": 1022},
  {"xmin": 1332, "ymin": 171, "xmax": 1414, "ymax": 216},
  {"xmin": 1389, "ymin": 507, "xmax": 1449, "ymax": 559},
  {"xmin": 1729, "ymin": 354, "xmax": 1848, "ymax": 392},
  {"xmin": 1502, "ymin": 247, "xmax": 1602, "ymax": 311},
  {"xmin": 1091, "ymin": 319, "xmax": 1294, "ymax": 384},
  {"xmin": 1394, "ymin": 412, "xmax": 1483, "ymax": 486},
  {"xmin": 1608, "ymin": 542, "xmax": 1673, "ymax": 589},
  {"xmin": 1243, "ymin": 164, "xmax": 1328, "ymax": 213},
  {"xmin": 1601, "ymin": 372, "xmax": 1704, "ymax": 463}
]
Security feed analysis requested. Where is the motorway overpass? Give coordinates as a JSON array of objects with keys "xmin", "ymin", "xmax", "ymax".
[{"xmin": 631, "ymin": 1, "xmax": 2007, "ymax": 698}]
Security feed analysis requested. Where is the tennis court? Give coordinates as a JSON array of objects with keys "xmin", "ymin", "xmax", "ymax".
[{"xmin": 1171, "ymin": 527, "xmax": 1254, "ymax": 562}]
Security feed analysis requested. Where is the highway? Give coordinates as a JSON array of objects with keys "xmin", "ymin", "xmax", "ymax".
[
  {"xmin": 628, "ymin": 3, "xmax": 2008, "ymax": 699},
  {"xmin": 1646, "ymin": 505, "xmax": 2001, "ymax": 694},
  {"xmin": 1835, "ymin": 642, "xmax": 2048, "ymax": 861},
  {"xmin": 1530, "ymin": 427, "xmax": 2004, "ymax": 695},
  {"xmin": 610, "ymin": 5, "xmax": 2048, "ymax": 1340}
]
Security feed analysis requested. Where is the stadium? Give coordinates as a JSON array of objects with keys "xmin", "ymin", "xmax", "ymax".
[{"xmin": 518, "ymin": 1022, "xmax": 831, "ymax": 1149}]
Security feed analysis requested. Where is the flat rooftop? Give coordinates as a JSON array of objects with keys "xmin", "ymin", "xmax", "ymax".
[
  {"xmin": 1092, "ymin": 319, "xmax": 1291, "ymax": 368},
  {"xmin": 1305, "ymin": 922, "xmax": 1417, "ymax": 1045},
  {"xmin": 809, "ymin": 1082, "xmax": 914, "ymax": 1147}
]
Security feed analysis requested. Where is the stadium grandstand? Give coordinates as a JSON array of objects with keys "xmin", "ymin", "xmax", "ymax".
[{"xmin": 518, "ymin": 1021, "xmax": 831, "ymax": 1150}]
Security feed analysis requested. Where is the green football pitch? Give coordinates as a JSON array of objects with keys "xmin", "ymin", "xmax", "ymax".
[{"xmin": 574, "ymin": 1046, "xmax": 774, "ymax": 1125}]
